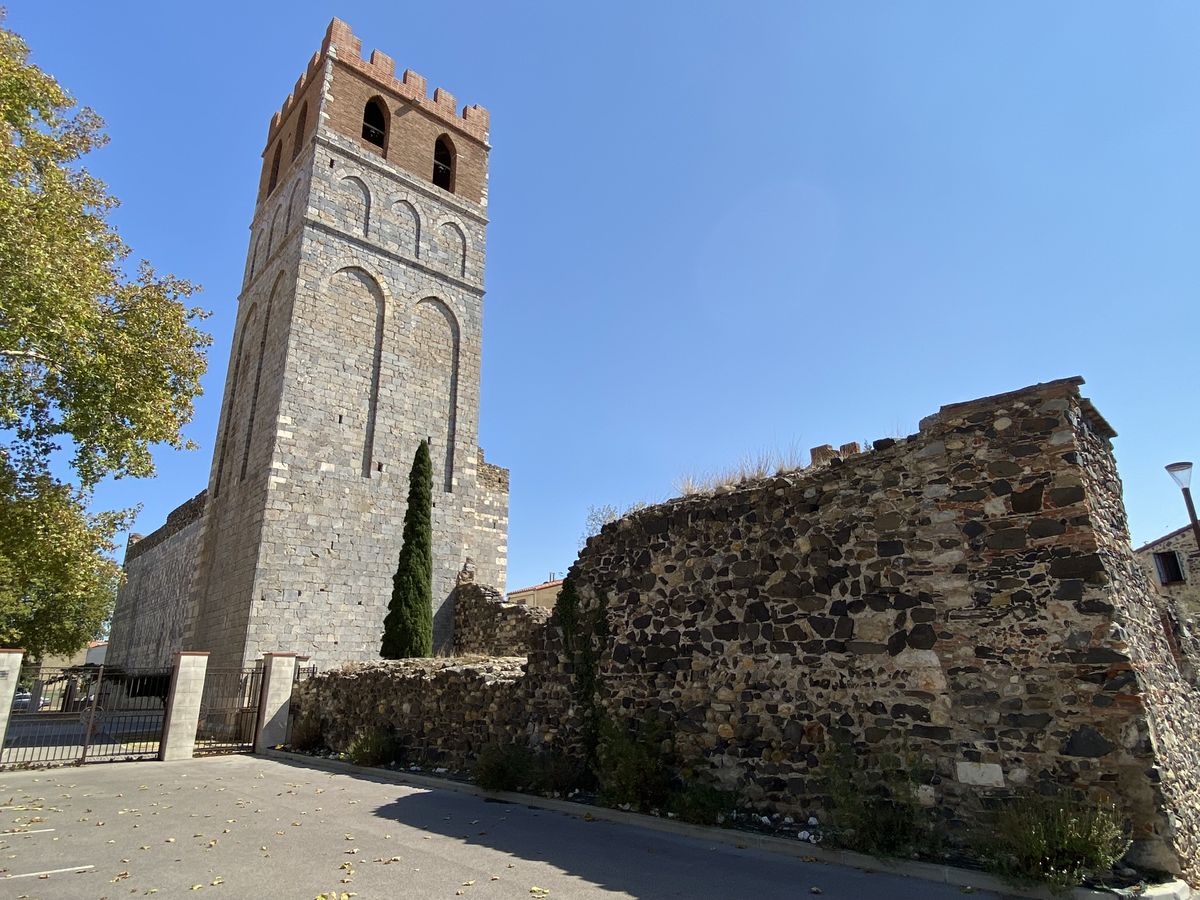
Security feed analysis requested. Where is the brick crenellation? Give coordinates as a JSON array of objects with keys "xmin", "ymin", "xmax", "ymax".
[{"xmin": 266, "ymin": 19, "xmax": 489, "ymax": 151}]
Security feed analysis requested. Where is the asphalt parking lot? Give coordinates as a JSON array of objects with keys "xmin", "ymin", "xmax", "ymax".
[{"xmin": 0, "ymin": 755, "xmax": 1003, "ymax": 899}]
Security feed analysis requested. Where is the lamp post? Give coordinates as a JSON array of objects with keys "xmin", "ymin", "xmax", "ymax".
[{"xmin": 1166, "ymin": 461, "xmax": 1200, "ymax": 553}]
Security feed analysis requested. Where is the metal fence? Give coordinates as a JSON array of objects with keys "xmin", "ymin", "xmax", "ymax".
[
  {"xmin": 2, "ymin": 665, "xmax": 171, "ymax": 768},
  {"xmin": 285, "ymin": 662, "xmax": 317, "ymax": 746},
  {"xmin": 195, "ymin": 666, "xmax": 262, "ymax": 755}
]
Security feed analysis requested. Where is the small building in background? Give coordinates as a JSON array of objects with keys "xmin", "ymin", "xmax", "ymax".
[
  {"xmin": 1135, "ymin": 525, "xmax": 1200, "ymax": 620},
  {"xmin": 41, "ymin": 640, "xmax": 107, "ymax": 670},
  {"xmin": 507, "ymin": 579, "xmax": 563, "ymax": 609}
]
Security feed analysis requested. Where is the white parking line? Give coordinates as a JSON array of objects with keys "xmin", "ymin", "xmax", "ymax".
[
  {"xmin": 2, "ymin": 827, "xmax": 54, "ymax": 835},
  {"xmin": 4, "ymin": 864, "xmax": 94, "ymax": 879}
]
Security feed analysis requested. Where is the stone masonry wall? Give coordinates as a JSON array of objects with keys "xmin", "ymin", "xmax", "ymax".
[
  {"xmin": 108, "ymin": 508, "xmax": 206, "ymax": 669},
  {"xmin": 293, "ymin": 657, "xmax": 525, "ymax": 769},
  {"xmin": 453, "ymin": 582, "xmax": 550, "ymax": 657},
  {"xmin": 288, "ymin": 378, "xmax": 1197, "ymax": 878},
  {"xmin": 473, "ymin": 453, "xmax": 510, "ymax": 592},
  {"xmin": 523, "ymin": 378, "xmax": 1194, "ymax": 876},
  {"xmin": 1075, "ymin": 407, "xmax": 1200, "ymax": 881}
]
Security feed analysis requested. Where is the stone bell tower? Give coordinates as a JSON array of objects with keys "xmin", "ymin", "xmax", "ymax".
[{"xmin": 180, "ymin": 18, "xmax": 509, "ymax": 668}]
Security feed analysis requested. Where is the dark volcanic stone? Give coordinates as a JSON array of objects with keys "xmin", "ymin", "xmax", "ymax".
[
  {"xmin": 907, "ymin": 623, "xmax": 938, "ymax": 650},
  {"xmin": 1049, "ymin": 486, "xmax": 1086, "ymax": 507},
  {"xmin": 783, "ymin": 719, "xmax": 806, "ymax": 745},
  {"xmin": 1010, "ymin": 485, "xmax": 1044, "ymax": 514},
  {"xmin": 1049, "ymin": 554, "xmax": 1104, "ymax": 579},
  {"xmin": 1030, "ymin": 518, "xmax": 1066, "ymax": 538},
  {"xmin": 745, "ymin": 601, "xmax": 771, "ymax": 622},
  {"xmin": 1054, "ymin": 579, "xmax": 1085, "ymax": 601},
  {"xmin": 809, "ymin": 617, "xmax": 835, "ymax": 638},
  {"xmin": 986, "ymin": 528, "xmax": 1027, "ymax": 550},
  {"xmin": 877, "ymin": 540, "xmax": 905, "ymax": 557},
  {"xmin": 891, "ymin": 703, "xmax": 931, "ymax": 722},
  {"xmin": 1063, "ymin": 725, "xmax": 1115, "ymax": 758},
  {"xmin": 911, "ymin": 725, "xmax": 952, "ymax": 740}
]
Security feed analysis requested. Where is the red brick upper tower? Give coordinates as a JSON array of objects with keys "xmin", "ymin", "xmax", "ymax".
[{"xmin": 256, "ymin": 18, "xmax": 491, "ymax": 207}]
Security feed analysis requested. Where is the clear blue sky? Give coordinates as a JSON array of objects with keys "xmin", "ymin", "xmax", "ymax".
[{"xmin": 11, "ymin": 2, "xmax": 1200, "ymax": 591}]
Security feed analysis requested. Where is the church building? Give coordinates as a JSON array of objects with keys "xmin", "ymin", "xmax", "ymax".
[{"xmin": 107, "ymin": 19, "xmax": 509, "ymax": 670}]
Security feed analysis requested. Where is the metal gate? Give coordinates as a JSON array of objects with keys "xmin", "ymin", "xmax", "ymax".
[
  {"xmin": 2, "ymin": 665, "xmax": 171, "ymax": 768},
  {"xmin": 195, "ymin": 666, "xmax": 262, "ymax": 754}
]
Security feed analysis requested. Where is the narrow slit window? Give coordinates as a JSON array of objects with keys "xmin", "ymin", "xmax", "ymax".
[
  {"xmin": 362, "ymin": 99, "xmax": 386, "ymax": 149},
  {"xmin": 267, "ymin": 142, "xmax": 282, "ymax": 194},
  {"xmin": 1154, "ymin": 550, "xmax": 1186, "ymax": 585},
  {"xmin": 433, "ymin": 135, "xmax": 455, "ymax": 192}
]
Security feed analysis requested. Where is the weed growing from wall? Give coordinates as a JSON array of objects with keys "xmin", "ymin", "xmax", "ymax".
[
  {"xmin": 596, "ymin": 714, "xmax": 675, "ymax": 811},
  {"xmin": 289, "ymin": 714, "xmax": 323, "ymax": 752},
  {"xmin": 346, "ymin": 728, "xmax": 401, "ymax": 767},
  {"xmin": 820, "ymin": 739, "xmax": 941, "ymax": 858},
  {"xmin": 473, "ymin": 745, "xmax": 587, "ymax": 795},
  {"xmin": 553, "ymin": 578, "xmax": 608, "ymax": 765},
  {"xmin": 977, "ymin": 793, "xmax": 1130, "ymax": 894}
]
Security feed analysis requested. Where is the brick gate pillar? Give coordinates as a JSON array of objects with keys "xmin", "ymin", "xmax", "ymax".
[
  {"xmin": 160, "ymin": 651, "xmax": 209, "ymax": 761},
  {"xmin": 254, "ymin": 652, "xmax": 297, "ymax": 754},
  {"xmin": 0, "ymin": 649, "xmax": 25, "ymax": 752}
]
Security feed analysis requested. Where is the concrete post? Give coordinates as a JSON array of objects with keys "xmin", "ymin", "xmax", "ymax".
[
  {"xmin": 0, "ymin": 649, "xmax": 25, "ymax": 754},
  {"xmin": 254, "ymin": 653, "xmax": 297, "ymax": 754},
  {"xmin": 160, "ymin": 651, "xmax": 208, "ymax": 762}
]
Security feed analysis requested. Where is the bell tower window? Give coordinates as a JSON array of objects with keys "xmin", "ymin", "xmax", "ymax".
[
  {"xmin": 362, "ymin": 99, "xmax": 387, "ymax": 150},
  {"xmin": 433, "ymin": 135, "xmax": 455, "ymax": 192}
]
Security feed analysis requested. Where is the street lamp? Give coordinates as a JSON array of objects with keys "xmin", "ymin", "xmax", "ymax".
[{"xmin": 1166, "ymin": 461, "xmax": 1200, "ymax": 552}]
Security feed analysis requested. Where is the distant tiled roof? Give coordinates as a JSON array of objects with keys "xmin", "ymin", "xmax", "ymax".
[
  {"xmin": 1134, "ymin": 524, "xmax": 1195, "ymax": 554},
  {"xmin": 509, "ymin": 579, "xmax": 564, "ymax": 594}
]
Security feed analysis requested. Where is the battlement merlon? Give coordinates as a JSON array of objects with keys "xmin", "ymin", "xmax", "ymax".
[{"xmin": 265, "ymin": 18, "xmax": 490, "ymax": 152}]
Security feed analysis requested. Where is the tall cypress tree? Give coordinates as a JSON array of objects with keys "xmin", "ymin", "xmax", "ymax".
[{"xmin": 381, "ymin": 440, "xmax": 433, "ymax": 658}]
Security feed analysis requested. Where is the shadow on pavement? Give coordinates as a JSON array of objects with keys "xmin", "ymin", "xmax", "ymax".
[{"xmin": 268, "ymin": 756, "xmax": 998, "ymax": 900}]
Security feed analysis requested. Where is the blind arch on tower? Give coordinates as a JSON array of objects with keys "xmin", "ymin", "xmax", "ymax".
[
  {"xmin": 326, "ymin": 266, "xmax": 387, "ymax": 479},
  {"xmin": 413, "ymin": 297, "xmax": 460, "ymax": 492},
  {"xmin": 214, "ymin": 301, "xmax": 259, "ymax": 498},
  {"xmin": 393, "ymin": 198, "xmax": 421, "ymax": 258},
  {"xmin": 240, "ymin": 272, "xmax": 286, "ymax": 482},
  {"xmin": 339, "ymin": 175, "xmax": 371, "ymax": 237},
  {"xmin": 435, "ymin": 219, "xmax": 467, "ymax": 277},
  {"xmin": 267, "ymin": 205, "xmax": 284, "ymax": 257}
]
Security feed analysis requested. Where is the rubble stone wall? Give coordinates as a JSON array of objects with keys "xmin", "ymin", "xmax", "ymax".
[
  {"xmin": 292, "ymin": 657, "xmax": 524, "ymax": 769},
  {"xmin": 526, "ymin": 377, "xmax": 1192, "ymax": 876},
  {"xmin": 453, "ymin": 582, "xmax": 550, "ymax": 656},
  {"xmin": 294, "ymin": 378, "xmax": 1198, "ymax": 879},
  {"xmin": 1075, "ymin": 409, "xmax": 1200, "ymax": 881}
]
